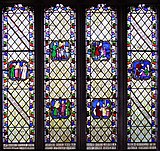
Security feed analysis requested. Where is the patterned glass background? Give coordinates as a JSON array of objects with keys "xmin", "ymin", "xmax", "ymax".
[
  {"xmin": 127, "ymin": 4, "xmax": 157, "ymax": 149},
  {"xmin": 44, "ymin": 4, "xmax": 76, "ymax": 150},
  {"xmin": 86, "ymin": 4, "xmax": 117, "ymax": 150},
  {"xmin": 2, "ymin": 4, "xmax": 35, "ymax": 149}
]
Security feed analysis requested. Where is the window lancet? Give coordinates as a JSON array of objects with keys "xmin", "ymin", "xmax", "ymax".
[
  {"xmin": 85, "ymin": 4, "xmax": 117, "ymax": 150},
  {"xmin": 2, "ymin": 4, "xmax": 35, "ymax": 149},
  {"xmin": 127, "ymin": 4, "xmax": 157, "ymax": 150},
  {"xmin": 44, "ymin": 4, "xmax": 76, "ymax": 150}
]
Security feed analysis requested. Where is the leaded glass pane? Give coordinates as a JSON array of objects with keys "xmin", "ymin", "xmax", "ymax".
[
  {"xmin": 44, "ymin": 4, "xmax": 76, "ymax": 150},
  {"xmin": 127, "ymin": 4, "xmax": 157, "ymax": 149},
  {"xmin": 2, "ymin": 4, "xmax": 35, "ymax": 149},
  {"xmin": 86, "ymin": 4, "xmax": 117, "ymax": 150}
]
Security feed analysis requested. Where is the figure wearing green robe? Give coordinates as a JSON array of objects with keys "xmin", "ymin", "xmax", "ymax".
[
  {"xmin": 53, "ymin": 107, "xmax": 58, "ymax": 116},
  {"xmin": 91, "ymin": 46, "xmax": 96, "ymax": 58},
  {"xmin": 144, "ymin": 65, "xmax": 149, "ymax": 76},
  {"xmin": 10, "ymin": 66, "xmax": 15, "ymax": 78},
  {"xmin": 144, "ymin": 68, "xmax": 149, "ymax": 75},
  {"xmin": 52, "ymin": 45, "xmax": 57, "ymax": 59},
  {"xmin": 66, "ymin": 101, "xmax": 71, "ymax": 116}
]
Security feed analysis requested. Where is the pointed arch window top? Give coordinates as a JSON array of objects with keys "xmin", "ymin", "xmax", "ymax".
[
  {"xmin": 86, "ymin": 4, "xmax": 116, "ymax": 12},
  {"xmin": 129, "ymin": 4, "xmax": 156, "ymax": 13},
  {"xmin": 2, "ymin": 4, "xmax": 33, "ymax": 12},
  {"xmin": 45, "ymin": 4, "xmax": 75, "ymax": 13}
]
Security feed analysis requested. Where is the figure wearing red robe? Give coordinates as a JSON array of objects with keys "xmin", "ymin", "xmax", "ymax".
[
  {"xmin": 95, "ymin": 46, "xmax": 101, "ymax": 57},
  {"xmin": 96, "ymin": 102, "xmax": 102, "ymax": 117},
  {"xmin": 136, "ymin": 63, "xmax": 142, "ymax": 77}
]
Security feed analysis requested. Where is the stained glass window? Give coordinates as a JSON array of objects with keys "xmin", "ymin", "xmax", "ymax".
[
  {"xmin": 127, "ymin": 4, "xmax": 157, "ymax": 149},
  {"xmin": 2, "ymin": 4, "xmax": 35, "ymax": 149},
  {"xmin": 86, "ymin": 4, "xmax": 117, "ymax": 150},
  {"xmin": 44, "ymin": 4, "xmax": 76, "ymax": 149},
  {"xmin": 2, "ymin": 1, "xmax": 160, "ymax": 150}
]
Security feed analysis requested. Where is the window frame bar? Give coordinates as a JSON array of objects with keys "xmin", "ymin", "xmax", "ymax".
[
  {"xmin": 76, "ymin": 2, "xmax": 87, "ymax": 150},
  {"xmin": 35, "ymin": 3, "xmax": 44, "ymax": 150},
  {"xmin": 117, "ymin": 4, "xmax": 128, "ymax": 150}
]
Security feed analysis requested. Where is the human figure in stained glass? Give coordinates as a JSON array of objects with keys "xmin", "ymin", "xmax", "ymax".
[
  {"xmin": 65, "ymin": 41, "xmax": 70, "ymax": 58},
  {"xmin": 95, "ymin": 102, "xmax": 102, "ymax": 117},
  {"xmin": 50, "ymin": 41, "xmax": 71, "ymax": 61},
  {"xmin": 133, "ymin": 60, "xmax": 151, "ymax": 80},
  {"xmin": 91, "ymin": 41, "xmax": 111, "ymax": 60},
  {"xmin": 59, "ymin": 41, "xmax": 64, "ymax": 58},
  {"xmin": 53, "ymin": 101, "xmax": 60, "ymax": 116},
  {"xmin": 21, "ymin": 63, "xmax": 27, "ymax": 80},
  {"xmin": 144, "ymin": 64, "xmax": 149, "ymax": 76},
  {"xmin": 91, "ymin": 43, "xmax": 96, "ymax": 58},
  {"xmin": 50, "ymin": 100, "xmax": 71, "ymax": 118},
  {"xmin": 53, "ymin": 107, "xmax": 57, "ymax": 116},
  {"xmin": 102, "ymin": 41, "xmax": 110, "ymax": 59},
  {"xmin": 135, "ymin": 64, "xmax": 141, "ymax": 78},
  {"xmin": 106, "ymin": 108, "xmax": 110, "ymax": 117},
  {"xmin": 102, "ymin": 46, "xmax": 106, "ymax": 57},
  {"xmin": 61, "ymin": 100, "xmax": 66, "ymax": 116},
  {"xmin": 95, "ymin": 42, "xmax": 101, "ymax": 59},
  {"xmin": 56, "ymin": 47, "xmax": 60, "ymax": 59},
  {"xmin": 10, "ymin": 63, "xmax": 15, "ymax": 79},
  {"xmin": 15, "ymin": 62, "xmax": 20, "ymax": 79},
  {"xmin": 102, "ymin": 104, "xmax": 107, "ymax": 116},
  {"xmin": 66, "ymin": 101, "xmax": 71, "ymax": 116},
  {"xmin": 51, "ymin": 45, "xmax": 57, "ymax": 59}
]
